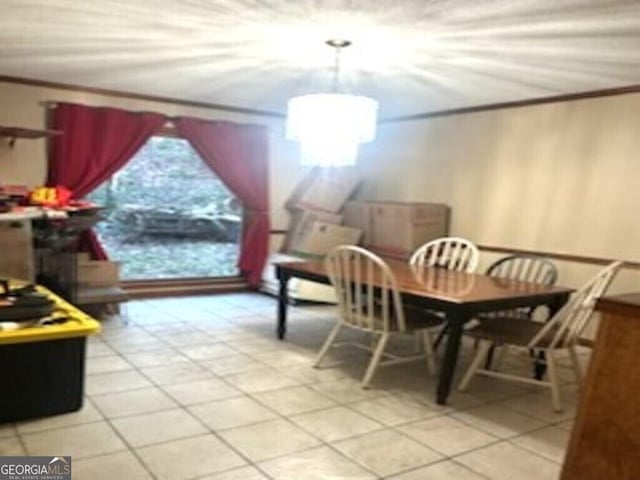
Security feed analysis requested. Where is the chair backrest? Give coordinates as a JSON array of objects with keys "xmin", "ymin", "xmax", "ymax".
[
  {"xmin": 484, "ymin": 255, "xmax": 558, "ymax": 321},
  {"xmin": 409, "ymin": 237, "xmax": 479, "ymax": 273},
  {"xmin": 528, "ymin": 261, "xmax": 622, "ymax": 349},
  {"xmin": 325, "ymin": 245, "xmax": 406, "ymax": 333},
  {"xmin": 487, "ymin": 255, "xmax": 558, "ymax": 286}
]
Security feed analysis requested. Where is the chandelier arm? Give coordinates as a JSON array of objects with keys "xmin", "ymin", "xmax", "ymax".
[
  {"xmin": 332, "ymin": 46, "xmax": 341, "ymax": 93},
  {"xmin": 326, "ymin": 39, "xmax": 350, "ymax": 93}
]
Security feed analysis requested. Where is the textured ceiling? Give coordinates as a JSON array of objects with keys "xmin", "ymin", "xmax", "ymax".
[{"xmin": 1, "ymin": 0, "xmax": 639, "ymax": 118}]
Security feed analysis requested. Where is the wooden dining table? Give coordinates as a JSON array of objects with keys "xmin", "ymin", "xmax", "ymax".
[{"xmin": 274, "ymin": 257, "xmax": 573, "ymax": 405}]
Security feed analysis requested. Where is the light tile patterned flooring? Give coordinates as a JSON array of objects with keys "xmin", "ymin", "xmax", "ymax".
[{"xmin": 0, "ymin": 292, "xmax": 586, "ymax": 479}]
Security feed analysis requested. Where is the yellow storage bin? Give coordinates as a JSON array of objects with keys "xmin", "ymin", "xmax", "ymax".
[{"xmin": 0, "ymin": 280, "xmax": 101, "ymax": 422}]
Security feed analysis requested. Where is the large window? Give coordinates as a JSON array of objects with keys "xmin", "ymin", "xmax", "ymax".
[{"xmin": 88, "ymin": 136, "xmax": 241, "ymax": 280}]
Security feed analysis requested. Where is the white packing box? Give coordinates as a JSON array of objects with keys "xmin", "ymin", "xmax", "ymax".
[{"xmin": 260, "ymin": 253, "xmax": 336, "ymax": 303}]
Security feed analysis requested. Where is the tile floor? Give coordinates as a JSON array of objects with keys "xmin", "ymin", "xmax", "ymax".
[{"xmin": 0, "ymin": 292, "xmax": 586, "ymax": 479}]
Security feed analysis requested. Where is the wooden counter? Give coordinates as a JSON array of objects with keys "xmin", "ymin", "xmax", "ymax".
[{"xmin": 561, "ymin": 293, "xmax": 640, "ymax": 479}]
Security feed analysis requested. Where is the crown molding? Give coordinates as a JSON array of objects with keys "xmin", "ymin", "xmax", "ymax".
[
  {"xmin": 379, "ymin": 84, "xmax": 640, "ymax": 123},
  {"xmin": 2, "ymin": 74, "xmax": 639, "ymax": 124},
  {"xmin": 0, "ymin": 74, "xmax": 285, "ymax": 118}
]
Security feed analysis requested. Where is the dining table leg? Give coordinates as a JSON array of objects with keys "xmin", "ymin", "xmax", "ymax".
[
  {"xmin": 436, "ymin": 310, "xmax": 467, "ymax": 405},
  {"xmin": 276, "ymin": 267, "xmax": 290, "ymax": 340}
]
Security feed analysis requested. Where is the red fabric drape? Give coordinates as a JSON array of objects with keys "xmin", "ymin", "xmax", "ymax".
[
  {"xmin": 48, "ymin": 103, "xmax": 166, "ymax": 259},
  {"xmin": 173, "ymin": 117, "xmax": 270, "ymax": 287}
]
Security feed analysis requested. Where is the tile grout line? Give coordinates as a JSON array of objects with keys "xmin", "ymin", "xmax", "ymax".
[{"xmin": 64, "ymin": 395, "xmax": 158, "ymax": 479}]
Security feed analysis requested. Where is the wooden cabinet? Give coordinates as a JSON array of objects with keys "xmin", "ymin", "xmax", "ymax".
[{"xmin": 561, "ymin": 293, "xmax": 640, "ymax": 479}]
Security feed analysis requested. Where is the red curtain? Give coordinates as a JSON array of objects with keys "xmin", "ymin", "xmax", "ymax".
[
  {"xmin": 173, "ymin": 117, "xmax": 270, "ymax": 287},
  {"xmin": 48, "ymin": 103, "xmax": 166, "ymax": 259}
]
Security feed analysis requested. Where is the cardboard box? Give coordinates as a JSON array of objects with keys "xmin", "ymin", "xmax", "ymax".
[
  {"xmin": 342, "ymin": 201, "xmax": 372, "ymax": 245},
  {"xmin": 284, "ymin": 209, "xmax": 343, "ymax": 252},
  {"xmin": 286, "ymin": 167, "xmax": 361, "ymax": 213},
  {"xmin": 369, "ymin": 202, "xmax": 449, "ymax": 259},
  {"xmin": 343, "ymin": 201, "xmax": 450, "ymax": 259},
  {"xmin": 76, "ymin": 255, "xmax": 120, "ymax": 287},
  {"xmin": 289, "ymin": 221, "xmax": 362, "ymax": 259},
  {"xmin": 0, "ymin": 220, "xmax": 34, "ymax": 282}
]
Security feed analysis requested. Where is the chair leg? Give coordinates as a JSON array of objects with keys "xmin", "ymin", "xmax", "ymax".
[
  {"xmin": 484, "ymin": 344, "xmax": 495, "ymax": 369},
  {"xmin": 568, "ymin": 346, "xmax": 583, "ymax": 385},
  {"xmin": 433, "ymin": 324, "xmax": 448, "ymax": 350},
  {"xmin": 422, "ymin": 330, "xmax": 437, "ymax": 375},
  {"xmin": 313, "ymin": 322, "xmax": 343, "ymax": 369},
  {"xmin": 545, "ymin": 351, "xmax": 563, "ymax": 412},
  {"xmin": 361, "ymin": 332, "xmax": 390, "ymax": 389},
  {"xmin": 459, "ymin": 340, "xmax": 491, "ymax": 391}
]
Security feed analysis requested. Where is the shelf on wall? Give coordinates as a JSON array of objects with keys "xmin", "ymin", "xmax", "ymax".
[{"xmin": 0, "ymin": 126, "xmax": 62, "ymax": 148}]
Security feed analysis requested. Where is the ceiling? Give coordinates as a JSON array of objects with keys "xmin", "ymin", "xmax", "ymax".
[{"xmin": 1, "ymin": 0, "xmax": 639, "ymax": 119}]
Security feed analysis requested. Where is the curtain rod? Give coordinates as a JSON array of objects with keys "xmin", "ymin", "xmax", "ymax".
[
  {"xmin": 38, "ymin": 100, "xmax": 171, "ymax": 120},
  {"xmin": 39, "ymin": 100, "xmax": 58, "ymax": 108},
  {"xmin": 36, "ymin": 102, "xmax": 262, "ymax": 128}
]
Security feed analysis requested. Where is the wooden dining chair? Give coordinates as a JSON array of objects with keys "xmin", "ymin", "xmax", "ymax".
[
  {"xmin": 409, "ymin": 237, "xmax": 480, "ymax": 273},
  {"xmin": 314, "ymin": 246, "xmax": 440, "ymax": 388},
  {"xmin": 408, "ymin": 237, "xmax": 480, "ymax": 349},
  {"xmin": 486, "ymin": 254, "xmax": 558, "ymax": 287},
  {"xmin": 478, "ymin": 255, "xmax": 559, "ymax": 365},
  {"xmin": 458, "ymin": 261, "xmax": 622, "ymax": 411}
]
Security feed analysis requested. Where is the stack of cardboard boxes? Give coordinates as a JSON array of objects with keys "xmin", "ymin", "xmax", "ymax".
[
  {"xmin": 261, "ymin": 168, "xmax": 363, "ymax": 302},
  {"xmin": 261, "ymin": 168, "xmax": 451, "ymax": 303}
]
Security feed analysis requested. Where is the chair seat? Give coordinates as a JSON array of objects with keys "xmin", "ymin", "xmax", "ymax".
[
  {"xmin": 349, "ymin": 304, "xmax": 445, "ymax": 332},
  {"xmin": 464, "ymin": 317, "xmax": 557, "ymax": 348}
]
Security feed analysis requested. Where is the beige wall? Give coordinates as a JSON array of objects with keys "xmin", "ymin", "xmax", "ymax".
[
  {"xmin": 0, "ymin": 81, "xmax": 305, "ymax": 230},
  {"xmin": 356, "ymin": 93, "xmax": 640, "ymax": 294}
]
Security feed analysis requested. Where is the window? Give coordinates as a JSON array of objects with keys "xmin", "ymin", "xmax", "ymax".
[{"xmin": 88, "ymin": 136, "xmax": 241, "ymax": 280}]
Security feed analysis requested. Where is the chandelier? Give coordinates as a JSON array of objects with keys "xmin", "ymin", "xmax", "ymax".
[{"xmin": 286, "ymin": 39, "xmax": 378, "ymax": 167}]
